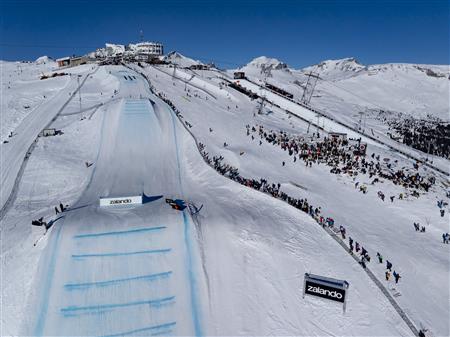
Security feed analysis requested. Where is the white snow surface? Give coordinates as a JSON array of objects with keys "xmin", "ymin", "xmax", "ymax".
[
  {"xmin": 34, "ymin": 56, "xmax": 54, "ymax": 65},
  {"xmin": 1, "ymin": 57, "xmax": 449, "ymax": 337},
  {"xmin": 163, "ymin": 51, "xmax": 203, "ymax": 68},
  {"xmin": 241, "ymin": 56, "xmax": 289, "ymax": 71},
  {"xmin": 236, "ymin": 56, "xmax": 449, "ymax": 121},
  {"xmin": 303, "ymin": 57, "xmax": 367, "ymax": 80}
]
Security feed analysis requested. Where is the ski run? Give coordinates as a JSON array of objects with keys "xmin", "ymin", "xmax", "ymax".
[{"xmin": 1, "ymin": 53, "xmax": 449, "ymax": 337}]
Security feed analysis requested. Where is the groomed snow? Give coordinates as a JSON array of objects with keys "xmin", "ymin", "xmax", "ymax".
[{"xmin": 1, "ymin": 57, "xmax": 448, "ymax": 337}]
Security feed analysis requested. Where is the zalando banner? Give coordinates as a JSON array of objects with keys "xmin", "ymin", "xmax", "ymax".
[
  {"xmin": 304, "ymin": 280, "xmax": 346, "ymax": 303},
  {"xmin": 99, "ymin": 195, "xmax": 142, "ymax": 206},
  {"xmin": 303, "ymin": 273, "xmax": 349, "ymax": 311}
]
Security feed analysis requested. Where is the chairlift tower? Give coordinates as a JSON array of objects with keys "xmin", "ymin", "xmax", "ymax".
[
  {"xmin": 257, "ymin": 65, "xmax": 273, "ymax": 115},
  {"xmin": 257, "ymin": 96, "xmax": 266, "ymax": 115},
  {"xmin": 77, "ymin": 75, "xmax": 82, "ymax": 112},
  {"xmin": 301, "ymin": 71, "xmax": 319, "ymax": 105},
  {"xmin": 172, "ymin": 64, "xmax": 177, "ymax": 80},
  {"xmin": 316, "ymin": 114, "xmax": 321, "ymax": 134},
  {"xmin": 358, "ymin": 110, "xmax": 367, "ymax": 133}
]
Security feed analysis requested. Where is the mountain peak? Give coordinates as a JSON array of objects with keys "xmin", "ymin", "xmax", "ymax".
[
  {"xmin": 316, "ymin": 57, "xmax": 364, "ymax": 71},
  {"xmin": 35, "ymin": 56, "xmax": 53, "ymax": 65},
  {"xmin": 245, "ymin": 56, "xmax": 289, "ymax": 70},
  {"xmin": 303, "ymin": 57, "xmax": 366, "ymax": 80},
  {"xmin": 163, "ymin": 51, "xmax": 202, "ymax": 67}
]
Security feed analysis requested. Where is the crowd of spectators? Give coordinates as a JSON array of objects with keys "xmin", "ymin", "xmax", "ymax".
[
  {"xmin": 198, "ymin": 141, "xmax": 404, "ymax": 284},
  {"xmin": 149, "ymin": 76, "xmax": 415, "ymax": 288},
  {"xmin": 382, "ymin": 113, "xmax": 450, "ymax": 159},
  {"xmin": 247, "ymin": 124, "xmax": 436, "ymax": 194}
]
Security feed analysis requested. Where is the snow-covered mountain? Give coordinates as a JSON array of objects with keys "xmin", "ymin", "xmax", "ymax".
[
  {"xmin": 303, "ymin": 57, "xmax": 366, "ymax": 80},
  {"xmin": 237, "ymin": 56, "xmax": 449, "ymax": 121},
  {"xmin": 242, "ymin": 56, "xmax": 289, "ymax": 71},
  {"xmin": 316, "ymin": 61, "xmax": 449, "ymax": 120},
  {"xmin": 34, "ymin": 56, "xmax": 54, "ymax": 65},
  {"xmin": 162, "ymin": 51, "xmax": 202, "ymax": 68},
  {"xmin": 1, "ymin": 54, "xmax": 448, "ymax": 337}
]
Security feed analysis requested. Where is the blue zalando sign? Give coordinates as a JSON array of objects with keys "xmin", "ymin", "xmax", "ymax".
[{"xmin": 303, "ymin": 273, "xmax": 350, "ymax": 313}]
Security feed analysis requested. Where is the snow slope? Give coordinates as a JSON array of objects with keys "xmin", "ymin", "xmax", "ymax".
[
  {"xmin": 163, "ymin": 51, "xmax": 202, "ymax": 68},
  {"xmin": 240, "ymin": 56, "xmax": 290, "ymax": 72},
  {"xmin": 232, "ymin": 56, "xmax": 450, "ymax": 173},
  {"xmin": 34, "ymin": 56, "xmax": 54, "ymax": 65},
  {"xmin": 1, "ymin": 65, "xmax": 118, "ymax": 334},
  {"xmin": 0, "ymin": 64, "xmax": 98, "ymax": 213},
  {"xmin": 1, "ymin": 60, "xmax": 66, "ymax": 140},
  {"xmin": 239, "ymin": 56, "xmax": 450, "ymax": 121},
  {"xmin": 17, "ymin": 68, "xmax": 204, "ymax": 336},
  {"xmin": 139, "ymin": 63, "xmax": 449, "ymax": 336},
  {"xmin": 1, "ymin": 58, "xmax": 448, "ymax": 337},
  {"xmin": 303, "ymin": 57, "xmax": 366, "ymax": 80},
  {"xmin": 314, "ymin": 62, "xmax": 450, "ymax": 120}
]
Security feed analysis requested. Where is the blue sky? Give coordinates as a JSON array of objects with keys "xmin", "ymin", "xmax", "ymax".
[{"xmin": 0, "ymin": 0, "xmax": 448, "ymax": 68}]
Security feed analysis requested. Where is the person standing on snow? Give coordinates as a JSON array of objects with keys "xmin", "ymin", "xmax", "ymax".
[
  {"xmin": 385, "ymin": 270, "xmax": 391, "ymax": 281},
  {"xmin": 360, "ymin": 256, "xmax": 367, "ymax": 269},
  {"xmin": 377, "ymin": 252, "xmax": 383, "ymax": 263},
  {"xmin": 386, "ymin": 260, "xmax": 392, "ymax": 271},
  {"xmin": 339, "ymin": 226, "xmax": 346, "ymax": 239},
  {"xmin": 393, "ymin": 271, "xmax": 401, "ymax": 284},
  {"xmin": 361, "ymin": 247, "xmax": 367, "ymax": 256}
]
